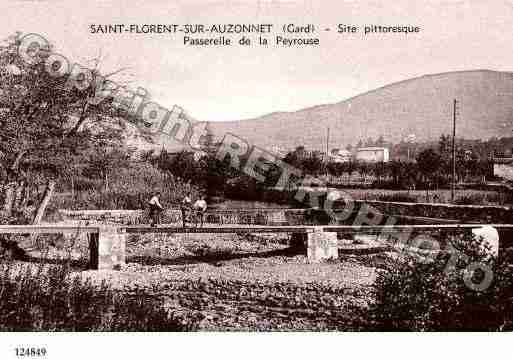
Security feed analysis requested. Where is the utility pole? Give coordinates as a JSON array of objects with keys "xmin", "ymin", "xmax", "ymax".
[
  {"xmin": 326, "ymin": 127, "xmax": 330, "ymax": 157},
  {"xmin": 451, "ymin": 99, "xmax": 458, "ymax": 203},
  {"xmin": 326, "ymin": 127, "xmax": 330, "ymax": 180}
]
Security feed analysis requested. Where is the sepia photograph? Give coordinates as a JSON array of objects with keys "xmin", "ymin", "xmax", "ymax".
[{"xmin": 0, "ymin": 0, "xmax": 512, "ymax": 356}]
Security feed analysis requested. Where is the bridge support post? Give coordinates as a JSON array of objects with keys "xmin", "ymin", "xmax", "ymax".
[
  {"xmin": 290, "ymin": 232, "xmax": 307, "ymax": 251},
  {"xmin": 472, "ymin": 226, "xmax": 499, "ymax": 258},
  {"xmin": 307, "ymin": 227, "xmax": 338, "ymax": 263},
  {"xmin": 290, "ymin": 228, "xmax": 338, "ymax": 261},
  {"xmin": 88, "ymin": 226, "xmax": 126, "ymax": 270},
  {"xmin": 268, "ymin": 211, "xmax": 287, "ymax": 225}
]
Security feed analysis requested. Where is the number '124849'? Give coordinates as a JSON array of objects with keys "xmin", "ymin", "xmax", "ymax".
[{"xmin": 15, "ymin": 348, "xmax": 46, "ymax": 357}]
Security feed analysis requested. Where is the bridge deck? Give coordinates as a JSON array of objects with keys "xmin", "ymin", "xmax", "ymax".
[
  {"xmin": 0, "ymin": 225, "xmax": 99, "ymax": 234},
  {"xmin": 323, "ymin": 224, "xmax": 513, "ymax": 233},
  {"xmin": 123, "ymin": 225, "xmax": 314, "ymax": 234},
  {"xmin": 1, "ymin": 223, "xmax": 513, "ymax": 235}
]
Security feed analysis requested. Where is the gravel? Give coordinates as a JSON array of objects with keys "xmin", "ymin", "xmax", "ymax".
[{"xmin": 15, "ymin": 231, "xmax": 379, "ymax": 330}]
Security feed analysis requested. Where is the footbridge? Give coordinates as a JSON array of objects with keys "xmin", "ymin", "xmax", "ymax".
[{"xmin": 0, "ymin": 223, "xmax": 511, "ymax": 270}]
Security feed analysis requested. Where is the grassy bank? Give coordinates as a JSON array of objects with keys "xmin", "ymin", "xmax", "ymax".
[{"xmin": 0, "ymin": 263, "xmax": 190, "ymax": 331}]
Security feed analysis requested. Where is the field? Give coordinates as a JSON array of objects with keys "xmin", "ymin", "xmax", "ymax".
[
  {"xmin": 211, "ymin": 199, "xmax": 292, "ymax": 210},
  {"xmin": 340, "ymin": 189, "xmax": 507, "ymax": 205}
]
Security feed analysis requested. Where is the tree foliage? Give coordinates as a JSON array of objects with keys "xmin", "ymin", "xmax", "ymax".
[
  {"xmin": 371, "ymin": 233, "xmax": 513, "ymax": 331},
  {"xmin": 0, "ymin": 32, "xmax": 126, "ymax": 222}
]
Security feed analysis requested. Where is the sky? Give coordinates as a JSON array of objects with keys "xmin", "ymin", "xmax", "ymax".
[{"xmin": 1, "ymin": 0, "xmax": 513, "ymax": 122}]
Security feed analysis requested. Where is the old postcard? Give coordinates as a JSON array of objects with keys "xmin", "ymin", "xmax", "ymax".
[{"xmin": 0, "ymin": 0, "xmax": 511, "ymax": 357}]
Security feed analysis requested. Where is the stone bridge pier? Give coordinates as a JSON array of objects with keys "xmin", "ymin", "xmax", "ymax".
[
  {"xmin": 88, "ymin": 225, "xmax": 340, "ymax": 270},
  {"xmin": 85, "ymin": 223, "xmax": 506, "ymax": 270},
  {"xmin": 88, "ymin": 226, "xmax": 126, "ymax": 270},
  {"xmin": 290, "ymin": 227, "xmax": 338, "ymax": 263}
]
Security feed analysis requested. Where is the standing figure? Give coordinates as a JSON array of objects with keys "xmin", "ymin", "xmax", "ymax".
[
  {"xmin": 181, "ymin": 191, "xmax": 192, "ymax": 227},
  {"xmin": 148, "ymin": 192, "xmax": 164, "ymax": 227},
  {"xmin": 193, "ymin": 196, "xmax": 207, "ymax": 227}
]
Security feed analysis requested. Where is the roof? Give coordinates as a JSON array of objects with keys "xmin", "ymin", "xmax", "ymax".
[
  {"xmin": 331, "ymin": 149, "xmax": 352, "ymax": 156},
  {"xmin": 493, "ymin": 157, "xmax": 513, "ymax": 164},
  {"xmin": 356, "ymin": 147, "xmax": 388, "ymax": 151}
]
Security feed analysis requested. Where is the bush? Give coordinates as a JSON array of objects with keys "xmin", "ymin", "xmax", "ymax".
[
  {"xmin": 454, "ymin": 192, "xmax": 513, "ymax": 206},
  {"xmin": 0, "ymin": 263, "xmax": 192, "ymax": 331},
  {"xmin": 376, "ymin": 193, "xmax": 418, "ymax": 203},
  {"xmin": 55, "ymin": 162, "xmax": 201, "ymax": 210},
  {"xmin": 0, "ymin": 215, "xmax": 29, "ymax": 260},
  {"xmin": 370, "ymin": 232, "xmax": 513, "ymax": 331},
  {"xmin": 453, "ymin": 193, "xmax": 502, "ymax": 205}
]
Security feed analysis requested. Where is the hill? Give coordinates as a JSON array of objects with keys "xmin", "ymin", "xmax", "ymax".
[{"xmin": 146, "ymin": 70, "xmax": 513, "ymax": 154}]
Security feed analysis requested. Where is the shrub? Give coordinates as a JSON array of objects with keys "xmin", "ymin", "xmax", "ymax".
[
  {"xmin": 54, "ymin": 162, "xmax": 201, "ymax": 210},
  {"xmin": 370, "ymin": 232, "xmax": 513, "ymax": 331},
  {"xmin": 376, "ymin": 193, "xmax": 418, "ymax": 203},
  {"xmin": 0, "ymin": 215, "xmax": 29, "ymax": 260},
  {"xmin": 0, "ymin": 263, "xmax": 192, "ymax": 331},
  {"xmin": 455, "ymin": 192, "xmax": 513, "ymax": 206},
  {"xmin": 454, "ymin": 194, "xmax": 479, "ymax": 205}
]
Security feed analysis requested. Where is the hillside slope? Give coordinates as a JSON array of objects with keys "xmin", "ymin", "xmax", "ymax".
[
  {"xmin": 145, "ymin": 70, "xmax": 513, "ymax": 154},
  {"xmin": 207, "ymin": 70, "xmax": 513, "ymax": 152}
]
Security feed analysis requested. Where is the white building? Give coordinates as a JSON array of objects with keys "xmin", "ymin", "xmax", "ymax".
[
  {"xmin": 355, "ymin": 147, "xmax": 390, "ymax": 162},
  {"xmin": 493, "ymin": 157, "xmax": 513, "ymax": 181},
  {"xmin": 268, "ymin": 145, "xmax": 289, "ymax": 159},
  {"xmin": 193, "ymin": 151, "xmax": 208, "ymax": 161},
  {"xmin": 330, "ymin": 148, "xmax": 353, "ymax": 163}
]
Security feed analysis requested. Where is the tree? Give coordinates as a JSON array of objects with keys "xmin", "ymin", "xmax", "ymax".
[
  {"xmin": 0, "ymin": 33, "xmax": 125, "ymax": 223},
  {"xmin": 200, "ymin": 122, "xmax": 217, "ymax": 154},
  {"xmin": 439, "ymin": 134, "xmax": 451, "ymax": 159},
  {"xmin": 372, "ymin": 162, "xmax": 386, "ymax": 184},
  {"xmin": 375, "ymin": 135, "xmax": 386, "ymax": 147},
  {"xmin": 87, "ymin": 147, "xmax": 130, "ymax": 192},
  {"xmin": 365, "ymin": 137, "xmax": 375, "ymax": 147},
  {"xmin": 346, "ymin": 160, "xmax": 357, "ymax": 180},
  {"xmin": 416, "ymin": 148, "xmax": 442, "ymax": 197},
  {"xmin": 302, "ymin": 151, "xmax": 324, "ymax": 176},
  {"xmin": 284, "ymin": 146, "xmax": 307, "ymax": 169},
  {"xmin": 389, "ymin": 160, "xmax": 402, "ymax": 188},
  {"xmin": 438, "ymin": 134, "xmax": 452, "ymax": 181},
  {"xmin": 358, "ymin": 161, "xmax": 371, "ymax": 182}
]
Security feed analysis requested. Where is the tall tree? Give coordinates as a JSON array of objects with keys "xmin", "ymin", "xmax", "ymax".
[
  {"xmin": 0, "ymin": 33, "xmax": 125, "ymax": 223},
  {"xmin": 375, "ymin": 135, "xmax": 386, "ymax": 147},
  {"xmin": 416, "ymin": 148, "xmax": 442, "ymax": 197}
]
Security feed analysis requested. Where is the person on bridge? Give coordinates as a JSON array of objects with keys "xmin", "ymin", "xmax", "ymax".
[
  {"xmin": 181, "ymin": 192, "xmax": 192, "ymax": 227},
  {"xmin": 148, "ymin": 192, "xmax": 164, "ymax": 227},
  {"xmin": 193, "ymin": 196, "xmax": 207, "ymax": 227}
]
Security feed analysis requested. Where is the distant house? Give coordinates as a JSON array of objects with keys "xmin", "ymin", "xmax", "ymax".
[
  {"xmin": 193, "ymin": 151, "xmax": 208, "ymax": 161},
  {"xmin": 355, "ymin": 147, "xmax": 390, "ymax": 162},
  {"xmin": 330, "ymin": 148, "xmax": 353, "ymax": 163},
  {"xmin": 493, "ymin": 156, "xmax": 513, "ymax": 181},
  {"xmin": 269, "ymin": 145, "xmax": 289, "ymax": 159}
]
